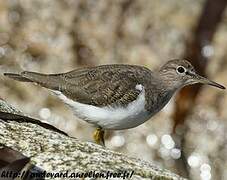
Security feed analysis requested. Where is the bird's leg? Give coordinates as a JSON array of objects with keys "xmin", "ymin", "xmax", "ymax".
[{"xmin": 93, "ymin": 127, "xmax": 105, "ymax": 146}]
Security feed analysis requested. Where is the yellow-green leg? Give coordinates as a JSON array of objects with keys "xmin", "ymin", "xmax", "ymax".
[{"xmin": 93, "ymin": 127, "xmax": 105, "ymax": 146}]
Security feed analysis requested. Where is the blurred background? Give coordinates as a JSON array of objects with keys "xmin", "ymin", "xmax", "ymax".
[{"xmin": 0, "ymin": 0, "xmax": 227, "ymax": 179}]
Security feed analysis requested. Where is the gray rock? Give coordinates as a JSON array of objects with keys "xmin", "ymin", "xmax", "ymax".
[{"xmin": 0, "ymin": 99, "xmax": 186, "ymax": 180}]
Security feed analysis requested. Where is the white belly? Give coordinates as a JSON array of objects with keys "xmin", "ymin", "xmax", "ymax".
[{"xmin": 52, "ymin": 85, "xmax": 152, "ymax": 130}]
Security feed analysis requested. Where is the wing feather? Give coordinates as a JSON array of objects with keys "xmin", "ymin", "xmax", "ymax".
[{"xmin": 59, "ymin": 65, "xmax": 151, "ymax": 107}]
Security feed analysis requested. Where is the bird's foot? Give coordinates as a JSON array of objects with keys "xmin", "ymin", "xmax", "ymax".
[{"xmin": 93, "ymin": 127, "xmax": 105, "ymax": 146}]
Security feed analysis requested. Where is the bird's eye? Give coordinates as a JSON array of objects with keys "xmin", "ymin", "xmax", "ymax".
[{"xmin": 176, "ymin": 66, "xmax": 186, "ymax": 74}]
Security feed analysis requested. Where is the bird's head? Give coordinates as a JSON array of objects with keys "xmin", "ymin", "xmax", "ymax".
[{"xmin": 159, "ymin": 59, "xmax": 225, "ymax": 90}]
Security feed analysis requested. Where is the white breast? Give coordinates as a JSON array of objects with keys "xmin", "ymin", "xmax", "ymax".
[{"xmin": 52, "ymin": 84, "xmax": 152, "ymax": 130}]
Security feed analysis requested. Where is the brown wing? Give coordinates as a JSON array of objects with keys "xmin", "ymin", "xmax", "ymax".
[
  {"xmin": 58, "ymin": 64, "xmax": 151, "ymax": 107},
  {"xmin": 5, "ymin": 64, "xmax": 152, "ymax": 107}
]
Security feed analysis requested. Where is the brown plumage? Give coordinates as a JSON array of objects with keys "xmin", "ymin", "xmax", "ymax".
[
  {"xmin": 5, "ymin": 65, "xmax": 153, "ymax": 107},
  {"xmin": 4, "ymin": 59, "xmax": 225, "ymax": 145},
  {"xmin": 4, "ymin": 60, "xmax": 225, "ymax": 111}
]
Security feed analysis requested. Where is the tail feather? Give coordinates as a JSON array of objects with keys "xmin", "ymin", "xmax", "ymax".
[
  {"xmin": 4, "ymin": 71, "xmax": 61, "ymax": 91},
  {"xmin": 3, "ymin": 73, "xmax": 33, "ymax": 82}
]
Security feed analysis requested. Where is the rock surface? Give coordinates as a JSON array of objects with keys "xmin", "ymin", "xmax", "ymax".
[{"xmin": 0, "ymin": 99, "xmax": 186, "ymax": 180}]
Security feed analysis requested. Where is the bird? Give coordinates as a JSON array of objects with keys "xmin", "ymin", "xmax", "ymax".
[{"xmin": 4, "ymin": 59, "xmax": 225, "ymax": 146}]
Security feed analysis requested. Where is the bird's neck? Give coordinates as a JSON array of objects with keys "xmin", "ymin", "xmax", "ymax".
[
  {"xmin": 145, "ymin": 73, "xmax": 177, "ymax": 113},
  {"xmin": 157, "ymin": 71, "xmax": 182, "ymax": 92}
]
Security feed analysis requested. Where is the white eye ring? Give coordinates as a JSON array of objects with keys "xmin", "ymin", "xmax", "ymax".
[{"xmin": 176, "ymin": 66, "xmax": 186, "ymax": 74}]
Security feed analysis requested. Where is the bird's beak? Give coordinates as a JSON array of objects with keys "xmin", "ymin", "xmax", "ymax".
[{"xmin": 193, "ymin": 73, "xmax": 225, "ymax": 90}]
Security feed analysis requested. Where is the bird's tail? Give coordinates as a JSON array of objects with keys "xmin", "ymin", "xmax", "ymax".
[
  {"xmin": 4, "ymin": 71, "xmax": 61, "ymax": 90},
  {"xmin": 4, "ymin": 72, "xmax": 33, "ymax": 82}
]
